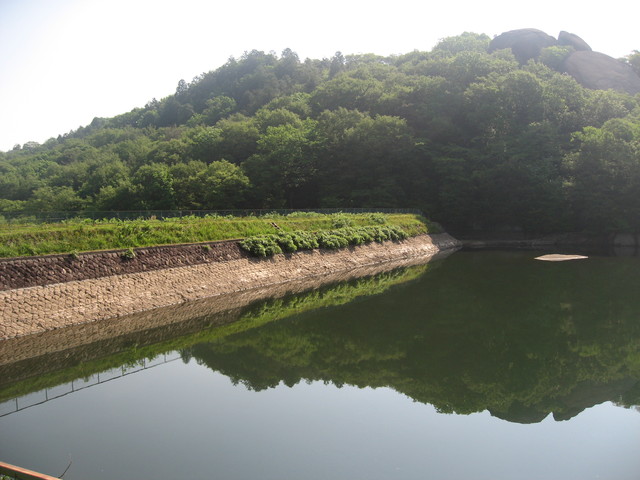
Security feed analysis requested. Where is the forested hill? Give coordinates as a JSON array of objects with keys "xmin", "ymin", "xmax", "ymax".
[{"xmin": 2, "ymin": 32, "xmax": 640, "ymax": 235}]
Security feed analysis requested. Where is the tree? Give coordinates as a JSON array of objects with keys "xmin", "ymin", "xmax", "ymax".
[
  {"xmin": 465, "ymin": 70, "xmax": 544, "ymax": 140},
  {"xmin": 197, "ymin": 160, "xmax": 251, "ymax": 209},
  {"xmin": 329, "ymin": 51, "xmax": 345, "ymax": 78},
  {"xmin": 93, "ymin": 182, "xmax": 136, "ymax": 211},
  {"xmin": 26, "ymin": 186, "xmax": 87, "ymax": 211},
  {"xmin": 275, "ymin": 48, "xmax": 301, "ymax": 79},
  {"xmin": 431, "ymin": 32, "xmax": 490, "ymax": 57},
  {"xmin": 583, "ymin": 90, "xmax": 634, "ymax": 127},
  {"xmin": 243, "ymin": 120, "xmax": 317, "ymax": 207},
  {"xmin": 186, "ymin": 126, "xmax": 222, "ymax": 163},
  {"xmin": 81, "ymin": 157, "xmax": 130, "ymax": 198},
  {"xmin": 176, "ymin": 79, "xmax": 189, "ymax": 97},
  {"xmin": 158, "ymin": 97, "xmax": 194, "ymax": 126},
  {"xmin": 253, "ymin": 107, "xmax": 303, "ymax": 133},
  {"xmin": 264, "ymin": 92, "xmax": 312, "ymax": 118},
  {"xmin": 314, "ymin": 110, "xmax": 415, "ymax": 207},
  {"xmin": 539, "ymin": 45, "xmax": 574, "ymax": 72},
  {"xmin": 212, "ymin": 115, "xmax": 260, "ymax": 163},
  {"xmin": 565, "ymin": 125, "xmax": 640, "ymax": 232},
  {"xmin": 623, "ymin": 50, "xmax": 640, "ymax": 76},
  {"xmin": 147, "ymin": 137, "xmax": 191, "ymax": 165},
  {"xmin": 202, "ymin": 96, "xmax": 237, "ymax": 125},
  {"xmin": 310, "ymin": 69, "xmax": 384, "ymax": 114},
  {"xmin": 0, "ymin": 199, "xmax": 27, "ymax": 212},
  {"xmin": 0, "ymin": 162, "xmax": 35, "ymax": 200},
  {"xmin": 131, "ymin": 163, "xmax": 176, "ymax": 209},
  {"xmin": 169, "ymin": 160, "xmax": 208, "ymax": 209}
]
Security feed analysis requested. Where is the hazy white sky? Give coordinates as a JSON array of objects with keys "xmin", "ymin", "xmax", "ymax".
[{"xmin": 1, "ymin": 0, "xmax": 638, "ymax": 152}]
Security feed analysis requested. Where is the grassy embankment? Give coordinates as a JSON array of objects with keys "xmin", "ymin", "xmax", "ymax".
[{"xmin": 0, "ymin": 212, "xmax": 437, "ymax": 258}]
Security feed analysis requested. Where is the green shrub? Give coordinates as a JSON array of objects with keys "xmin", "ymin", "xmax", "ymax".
[
  {"xmin": 240, "ymin": 235, "xmax": 283, "ymax": 257},
  {"xmin": 275, "ymin": 232, "xmax": 299, "ymax": 253},
  {"xmin": 367, "ymin": 213, "xmax": 387, "ymax": 224},
  {"xmin": 286, "ymin": 211, "xmax": 323, "ymax": 218},
  {"xmin": 240, "ymin": 224, "xmax": 411, "ymax": 257},
  {"xmin": 18, "ymin": 244, "xmax": 39, "ymax": 256},
  {"xmin": 425, "ymin": 219, "xmax": 443, "ymax": 233},
  {"xmin": 330, "ymin": 212, "xmax": 353, "ymax": 228},
  {"xmin": 290, "ymin": 231, "xmax": 319, "ymax": 250},
  {"xmin": 318, "ymin": 232, "xmax": 350, "ymax": 249}
]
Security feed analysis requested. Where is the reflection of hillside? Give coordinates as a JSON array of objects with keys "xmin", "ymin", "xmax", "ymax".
[
  {"xmin": 0, "ymin": 258, "xmax": 434, "ymax": 402},
  {"xmin": 190, "ymin": 251, "xmax": 640, "ymax": 423}
]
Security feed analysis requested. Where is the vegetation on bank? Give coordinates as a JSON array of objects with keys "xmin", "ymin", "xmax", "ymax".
[
  {"xmin": 0, "ymin": 212, "xmax": 433, "ymax": 258},
  {"xmin": 1, "ymin": 33, "xmax": 639, "ymax": 235},
  {"xmin": 239, "ymin": 224, "xmax": 413, "ymax": 256}
]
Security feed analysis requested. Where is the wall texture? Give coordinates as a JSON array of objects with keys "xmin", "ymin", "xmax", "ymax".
[
  {"xmin": 0, "ymin": 240, "xmax": 245, "ymax": 291},
  {"xmin": 0, "ymin": 234, "xmax": 460, "ymax": 340}
]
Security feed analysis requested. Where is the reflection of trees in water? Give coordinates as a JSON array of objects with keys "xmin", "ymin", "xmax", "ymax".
[
  {"xmin": 190, "ymin": 251, "xmax": 640, "ymax": 424},
  {"xmin": 0, "ymin": 263, "xmax": 429, "ymax": 402}
]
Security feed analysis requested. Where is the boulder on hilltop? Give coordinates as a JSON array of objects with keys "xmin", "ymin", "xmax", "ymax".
[
  {"xmin": 488, "ymin": 28, "xmax": 557, "ymax": 63},
  {"xmin": 563, "ymin": 50, "xmax": 640, "ymax": 95},
  {"xmin": 557, "ymin": 31, "xmax": 591, "ymax": 51}
]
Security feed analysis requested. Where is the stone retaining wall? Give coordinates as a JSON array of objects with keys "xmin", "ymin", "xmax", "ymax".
[
  {"xmin": 0, "ymin": 240, "xmax": 245, "ymax": 291},
  {"xmin": 0, "ymin": 233, "xmax": 460, "ymax": 340}
]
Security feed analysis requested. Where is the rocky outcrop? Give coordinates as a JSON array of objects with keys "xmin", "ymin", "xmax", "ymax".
[
  {"xmin": 557, "ymin": 31, "xmax": 591, "ymax": 51},
  {"xmin": 563, "ymin": 50, "xmax": 640, "ymax": 95},
  {"xmin": 489, "ymin": 28, "xmax": 557, "ymax": 63},
  {"xmin": 490, "ymin": 28, "xmax": 640, "ymax": 95}
]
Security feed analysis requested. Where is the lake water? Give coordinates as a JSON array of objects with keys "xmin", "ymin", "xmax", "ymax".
[{"xmin": 1, "ymin": 250, "xmax": 639, "ymax": 479}]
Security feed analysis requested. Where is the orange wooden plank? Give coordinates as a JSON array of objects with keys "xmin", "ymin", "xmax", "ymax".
[{"xmin": 0, "ymin": 460, "xmax": 61, "ymax": 480}]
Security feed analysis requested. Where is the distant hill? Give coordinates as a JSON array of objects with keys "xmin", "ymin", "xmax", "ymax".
[{"xmin": 1, "ymin": 31, "xmax": 639, "ymax": 235}]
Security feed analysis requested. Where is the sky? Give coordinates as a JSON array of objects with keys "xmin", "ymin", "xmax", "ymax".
[{"xmin": 1, "ymin": 0, "xmax": 638, "ymax": 152}]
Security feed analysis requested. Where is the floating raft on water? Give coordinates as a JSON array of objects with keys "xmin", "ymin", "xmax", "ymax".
[{"xmin": 535, "ymin": 254, "xmax": 589, "ymax": 262}]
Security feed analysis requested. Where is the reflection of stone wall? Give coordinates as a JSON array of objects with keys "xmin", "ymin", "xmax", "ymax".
[{"xmin": 0, "ymin": 234, "xmax": 460, "ymax": 340}]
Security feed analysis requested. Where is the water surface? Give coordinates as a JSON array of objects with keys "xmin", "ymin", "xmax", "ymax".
[{"xmin": 1, "ymin": 250, "xmax": 639, "ymax": 479}]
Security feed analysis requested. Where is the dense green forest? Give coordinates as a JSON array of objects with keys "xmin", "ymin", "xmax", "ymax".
[{"xmin": 2, "ymin": 33, "xmax": 640, "ymax": 234}]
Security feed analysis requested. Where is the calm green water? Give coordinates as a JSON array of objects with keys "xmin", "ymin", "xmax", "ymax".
[{"xmin": 1, "ymin": 250, "xmax": 639, "ymax": 479}]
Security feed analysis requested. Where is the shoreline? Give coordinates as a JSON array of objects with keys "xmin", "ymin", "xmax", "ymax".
[
  {"xmin": 0, "ymin": 233, "xmax": 460, "ymax": 340},
  {"xmin": 0, "ymin": 248, "xmax": 455, "ymax": 387},
  {"xmin": 460, "ymin": 232, "xmax": 640, "ymax": 255}
]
